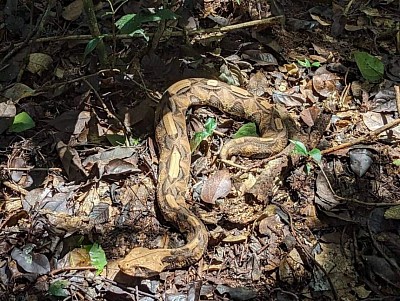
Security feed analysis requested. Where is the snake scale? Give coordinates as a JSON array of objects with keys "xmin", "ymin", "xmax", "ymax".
[{"xmin": 118, "ymin": 78, "xmax": 292, "ymax": 276}]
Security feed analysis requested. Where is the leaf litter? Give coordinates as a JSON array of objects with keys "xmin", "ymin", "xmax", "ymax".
[{"xmin": 0, "ymin": 0, "xmax": 400, "ymax": 300}]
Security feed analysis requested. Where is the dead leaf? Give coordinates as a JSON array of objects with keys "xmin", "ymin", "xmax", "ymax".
[
  {"xmin": 315, "ymin": 172, "xmax": 342, "ymax": 210},
  {"xmin": 200, "ymin": 170, "xmax": 231, "ymax": 204},
  {"xmin": 11, "ymin": 247, "xmax": 50, "ymax": 275},
  {"xmin": 222, "ymin": 232, "xmax": 249, "ymax": 243},
  {"xmin": 313, "ymin": 66, "xmax": 341, "ymax": 98},
  {"xmin": 300, "ymin": 106, "xmax": 321, "ymax": 127},
  {"xmin": 362, "ymin": 111, "xmax": 400, "ymax": 138},
  {"xmin": 62, "ymin": 0, "xmax": 83, "ymax": 21},
  {"xmin": 248, "ymin": 71, "xmax": 269, "ymax": 96},
  {"xmin": 56, "ymin": 140, "xmax": 87, "ymax": 181},
  {"xmin": 118, "ymin": 247, "xmax": 174, "ymax": 276},
  {"xmin": 27, "ymin": 53, "xmax": 53, "ymax": 75},
  {"xmin": 279, "ymin": 248, "xmax": 305, "ymax": 284},
  {"xmin": 272, "ymin": 92, "xmax": 304, "ymax": 107},
  {"xmin": 4, "ymin": 83, "xmax": 37, "ymax": 102},
  {"xmin": 69, "ymin": 248, "xmax": 91, "ymax": 267},
  {"xmin": 216, "ymin": 285, "xmax": 257, "ymax": 301},
  {"xmin": 48, "ymin": 111, "xmax": 90, "ymax": 134},
  {"xmin": 242, "ymin": 50, "xmax": 278, "ymax": 66}
]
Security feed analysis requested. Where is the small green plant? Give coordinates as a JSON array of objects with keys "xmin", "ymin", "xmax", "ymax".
[
  {"xmin": 393, "ymin": 159, "xmax": 400, "ymax": 166},
  {"xmin": 290, "ymin": 139, "xmax": 322, "ymax": 174},
  {"xmin": 85, "ymin": 243, "xmax": 107, "ymax": 275},
  {"xmin": 190, "ymin": 118, "xmax": 217, "ymax": 151},
  {"xmin": 297, "ymin": 58, "xmax": 321, "ymax": 68},
  {"xmin": 83, "ymin": 3, "xmax": 178, "ymax": 59}
]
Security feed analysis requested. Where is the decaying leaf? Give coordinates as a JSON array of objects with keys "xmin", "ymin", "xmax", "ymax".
[
  {"xmin": 362, "ymin": 111, "xmax": 400, "ymax": 138},
  {"xmin": 11, "ymin": 247, "xmax": 50, "ymax": 275},
  {"xmin": 312, "ymin": 66, "xmax": 341, "ymax": 98},
  {"xmin": 300, "ymin": 106, "xmax": 321, "ymax": 127},
  {"xmin": 62, "ymin": 0, "xmax": 83, "ymax": 21},
  {"xmin": 315, "ymin": 172, "xmax": 342, "ymax": 210},
  {"xmin": 279, "ymin": 248, "xmax": 305, "ymax": 284},
  {"xmin": 118, "ymin": 247, "xmax": 175, "ymax": 276},
  {"xmin": 27, "ymin": 53, "xmax": 53, "ymax": 75},
  {"xmin": 248, "ymin": 71, "xmax": 269, "ymax": 96},
  {"xmin": 4, "ymin": 83, "xmax": 37, "ymax": 102},
  {"xmin": 56, "ymin": 140, "xmax": 87, "ymax": 181},
  {"xmin": 349, "ymin": 148, "xmax": 373, "ymax": 177},
  {"xmin": 200, "ymin": 170, "xmax": 232, "ymax": 204}
]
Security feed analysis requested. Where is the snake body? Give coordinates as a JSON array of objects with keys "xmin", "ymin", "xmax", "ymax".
[{"xmin": 118, "ymin": 78, "xmax": 290, "ymax": 276}]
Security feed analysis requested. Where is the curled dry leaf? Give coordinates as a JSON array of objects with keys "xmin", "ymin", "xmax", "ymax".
[
  {"xmin": 200, "ymin": 170, "xmax": 232, "ymax": 204},
  {"xmin": 312, "ymin": 66, "xmax": 341, "ymax": 98}
]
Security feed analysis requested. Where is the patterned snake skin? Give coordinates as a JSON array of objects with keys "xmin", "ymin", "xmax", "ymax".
[{"xmin": 118, "ymin": 78, "xmax": 292, "ymax": 276}]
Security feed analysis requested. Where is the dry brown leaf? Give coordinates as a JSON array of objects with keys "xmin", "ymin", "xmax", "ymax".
[
  {"xmin": 4, "ymin": 83, "xmax": 38, "ymax": 102},
  {"xmin": 362, "ymin": 111, "xmax": 400, "ymax": 138},
  {"xmin": 279, "ymin": 248, "xmax": 305, "ymax": 284},
  {"xmin": 313, "ymin": 66, "xmax": 341, "ymax": 98},
  {"xmin": 118, "ymin": 247, "xmax": 173, "ymax": 276},
  {"xmin": 200, "ymin": 170, "xmax": 231, "ymax": 204},
  {"xmin": 69, "ymin": 248, "xmax": 91, "ymax": 267},
  {"xmin": 248, "ymin": 71, "xmax": 269, "ymax": 96},
  {"xmin": 222, "ymin": 232, "xmax": 249, "ymax": 243},
  {"xmin": 300, "ymin": 106, "xmax": 321, "ymax": 127},
  {"xmin": 62, "ymin": 0, "xmax": 83, "ymax": 21}
]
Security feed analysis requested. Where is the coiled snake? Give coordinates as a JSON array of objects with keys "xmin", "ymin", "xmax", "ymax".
[{"xmin": 118, "ymin": 78, "xmax": 293, "ymax": 276}]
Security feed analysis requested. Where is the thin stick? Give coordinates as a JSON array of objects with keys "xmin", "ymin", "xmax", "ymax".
[
  {"xmin": 321, "ymin": 118, "xmax": 400, "ymax": 155},
  {"xmin": 3, "ymin": 16, "xmax": 284, "ymax": 49}
]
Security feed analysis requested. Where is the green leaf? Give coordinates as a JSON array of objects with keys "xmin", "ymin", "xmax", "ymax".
[
  {"xmin": 204, "ymin": 118, "xmax": 217, "ymax": 135},
  {"xmin": 88, "ymin": 243, "xmax": 107, "ymax": 274},
  {"xmin": 49, "ymin": 280, "xmax": 69, "ymax": 297},
  {"xmin": 393, "ymin": 159, "xmax": 400, "ymax": 166},
  {"xmin": 146, "ymin": 8, "xmax": 178, "ymax": 22},
  {"xmin": 233, "ymin": 123, "xmax": 258, "ymax": 138},
  {"xmin": 309, "ymin": 148, "xmax": 322, "ymax": 163},
  {"xmin": 84, "ymin": 37, "xmax": 103, "ymax": 59},
  {"xmin": 116, "ymin": 14, "xmax": 138, "ymax": 33},
  {"xmin": 190, "ymin": 118, "xmax": 216, "ymax": 151},
  {"xmin": 298, "ymin": 59, "xmax": 311, "ymax": 68},
  {"xmin": 8, "ymin": 112, "xmax": 35, "ymax": 133},
  {"xmin": 190, "ymin": 132, "xmax": 207, "ymax": 151},
  {"xmin": 116, "ymin": 10, "xmax": 178, "ymax": 35},
  {"xmin": 311, "ymin": 61, "xmax": 321, "ymax": 67},
  {"xmin": 289, "ymin": 140, "xmax": 308, "ymax": 156},
  {"xmin": 353, "ymin": 51, "xmax": 384, "ymax": 83}
]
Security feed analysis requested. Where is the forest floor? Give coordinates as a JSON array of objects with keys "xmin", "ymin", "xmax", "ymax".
[{"xmin": 1, "ymin": 0, "xmax": 400, "ymax": 300}]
